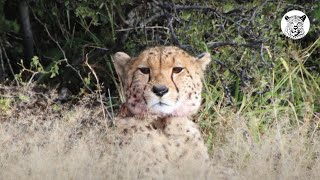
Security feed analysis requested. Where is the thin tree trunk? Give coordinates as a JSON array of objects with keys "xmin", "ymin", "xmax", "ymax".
[{"xmin": 19, "ymin": 1, "xmax": 34, "ymax": 64}]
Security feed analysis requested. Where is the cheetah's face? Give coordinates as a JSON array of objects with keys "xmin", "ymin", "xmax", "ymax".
[
  {"xmin": 113, "ymin": 46, "xmax": 211, "ymax": 117},
  {"xmin": 284, "ymin": 15, "xmax": 306, "ymax": 37}
]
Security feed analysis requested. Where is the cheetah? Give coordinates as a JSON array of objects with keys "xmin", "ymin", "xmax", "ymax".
[
  {"xmin": 111, "ymin": 46, "xmax": 211, "ymax": 179},
  {"xmin": 113, "ymin": 46, "xmax": 210, "ymax": 118},
  {"xmin": 284, "ymin": 15, "xmax": 306, "ymax": 39}
]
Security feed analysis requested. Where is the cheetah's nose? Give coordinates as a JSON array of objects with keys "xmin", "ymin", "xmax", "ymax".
[{"xmin": 152, "ymin": 85, "xmax": 169, "ymax": 97}]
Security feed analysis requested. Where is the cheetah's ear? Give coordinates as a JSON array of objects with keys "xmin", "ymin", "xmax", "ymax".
[
  {"xmin": 285, "ymin": 16, "xmax": 290, "ymax": 21},
  {"xmin": 300, "ymin": 15, "xmax": 306, "ymax": 22},
  {"xmin": 113, "ymin": 52, "xmax": 131, "ymax": 79},
  {"xmin": 196, "ymin": 52, "xmax": 211, "ymax": 70}
]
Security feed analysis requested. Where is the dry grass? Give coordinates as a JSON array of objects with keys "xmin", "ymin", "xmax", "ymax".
[
  {"xmin": 210, "ymin": 113, "xmax": 320, "ymax": 180},
  {"xmin": 0, "ymin": 85, "xmax": 320, "ymax": 180}
]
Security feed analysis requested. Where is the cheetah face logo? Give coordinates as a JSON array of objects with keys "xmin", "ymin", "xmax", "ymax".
[
  {"xmin": 284, "ymin": 15, "xmax": 306, "ymax": 39},
  {"xmin": 113, "ymin": 46, "xmax": 211, "ymax": 117}
]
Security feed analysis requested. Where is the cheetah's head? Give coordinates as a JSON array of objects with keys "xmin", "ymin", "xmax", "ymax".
[
  {"xmin": 284, "ymin": 15, "xmax": 306, "ymax": 38},
  {"xmin": 285, "ymin": 15, "xmax": 306, "ymax": 30},
  {"xmin": 113, "ymin": 46, "xmax": 211, "ymax": 117}
]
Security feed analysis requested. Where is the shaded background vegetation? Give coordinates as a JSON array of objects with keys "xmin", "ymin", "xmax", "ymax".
[
  {"xmin": 0, "ymin": 1, "xmax": 319, "ymax": 128},
  {"xmin": 0, "ymin": 0, "xmax": 318, "ymax": 93},
  {"xmin": 0, "ymin": 0, "xmax": 319, "ymax": 120},
  {"xmin": 1, "ymin": 0, "xmax": 320, "ymax": 135}
]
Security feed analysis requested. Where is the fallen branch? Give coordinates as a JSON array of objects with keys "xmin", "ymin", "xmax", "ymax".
[
  {"xmin": 155, "ymin": 1, "xmax": 217, "ymax": 13},
  {"xmin": 207, "ymin": 41, "xmax": 263, "ymax": 49},
  {"xmin": 116, "ymin": 26, "xmax": 169, "ymax": 32},
  {"xmin": 207, "ymin": 41, "xmax": 237, "ymax": 49}
]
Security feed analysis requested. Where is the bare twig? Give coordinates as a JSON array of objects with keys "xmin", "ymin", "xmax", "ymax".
[
  {"xmin": 108, "ymin": 88, "xmax": 115, "ymax": 125},
  {"xmin": 250, "ymin": 1, "xmax": 269, "ymax": 23},
  {"xmin": 167, "ymin": 17, "xmax": 181, "ymax": 46},
  {"xmin": 155, "ymin": 1, "xmax": 216, "ymax": 13},
  {"xmin": 16, "ymin": 59, "xmax": 39, "ymax": 86},
  {"xmin": 33, "ymin": 16, "xmax": 67, "ymax": 60},
  {"xmin": 116, "ymin": 26, "xmax": 169, "ymax": 32},
  {"xmin": 72, "ymin": 45, "xmax": 109, "ymax": 66},
  {"xmin": 260, "ymin": 44, "xmax": 274, "ymax": 69},
  {"xmin": 260, "ymin": 44, "xmax": 267, "ymax": 64},
  {"xmin": 0, "ymin": 45, "xmax": 5, "ymax": 82},
  {"xmin": 32, "ymin": 10, "xmax": 94, "ymax": 93},
  {"xmin": 139, "ymin": 12, "xmax": 165, "ymax": 27},
  {"xmin": 207, "ymin": 41, "xmax": 262, "ymax": 49},
  {"xmin": 207, "ymin": 41, "xmax": 237, "ymax": 49},
  {"xmin": 27, "ymin": 72, "xmax": 39, "ymax": 86},
  {"xmin": 167, "ymin": 16, "xmax": 192, "ymax": 49},
  {"xmin": 85, "ymin": 53, "xmax": 112, "ymax": 126},
  {"xmin": 0, "ymin": 42, "xmax": 19, "ymax": 86}
]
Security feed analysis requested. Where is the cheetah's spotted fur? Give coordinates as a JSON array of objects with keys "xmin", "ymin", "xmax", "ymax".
[{"xmin": 112, "ymin": 46, "xmax": 211, "ymax": 179}]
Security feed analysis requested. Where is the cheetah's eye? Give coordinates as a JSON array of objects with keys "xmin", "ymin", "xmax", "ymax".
[
  {"xmin": 139, "ymin": 67, "xmax": 150, "ymax": 74},
  {"xmin": 172, "ymin": 67, "xmax": 184, "ymax": 74}
]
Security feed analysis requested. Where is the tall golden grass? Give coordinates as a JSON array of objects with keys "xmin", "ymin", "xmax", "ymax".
[{"xmin": 1, "ymin": 85, "xmax": 319, "ymax": 179}]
